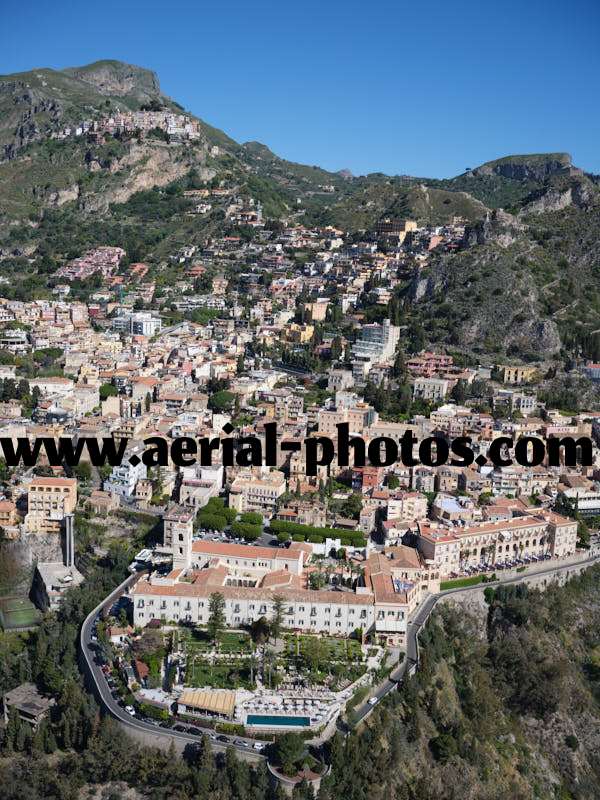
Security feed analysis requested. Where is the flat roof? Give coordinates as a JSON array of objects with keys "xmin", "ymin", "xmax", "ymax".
[{"xmin": 179, "ymin": 689, "xmax": 236, "ymax": 717}]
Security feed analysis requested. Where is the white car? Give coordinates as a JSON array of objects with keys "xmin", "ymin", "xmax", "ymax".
[
  {"xmin": 368, "ymin": 697, "xmax": 378, "ymax": 706},
  {"xmin": 125, "ymin": 705, "xmax": 136, "ymax": 716}
]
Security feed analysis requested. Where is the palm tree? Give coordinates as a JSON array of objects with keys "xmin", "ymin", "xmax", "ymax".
[
  {"xmin": 263, "ymin": 648, "xmax": 276, "ymax": 688},
  {"xmin": 249, "ymin": 645, "xmax": 257, "ymax": 686}
]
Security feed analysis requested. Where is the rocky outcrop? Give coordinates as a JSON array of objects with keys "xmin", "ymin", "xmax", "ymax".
[
  {"xmin": 63, "ymin": 60, "xmax": 161, "ymax": 100},
  {"xmin": 519, "ymin": 177, "xmax": 597, "ymax": 216},
  {"xmin": 462, "ymin": 208, "xmax": 525, "ymax": 248},
  {"xmin": 79, "ymin": 142, "xmax": 215, "ymax": 211},
  {"xmin": 0, "ymin": 82, "xmax": 63, "ymax": 159},
  {"xmin": 473, "ymin": 153, "xmax": 575, "ymax": 182},
  {"xmin": 21, "ymin": 531, "xmax": 63, "ymax": 564}
]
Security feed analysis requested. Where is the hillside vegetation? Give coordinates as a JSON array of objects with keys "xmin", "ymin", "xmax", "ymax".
[
  {"xmin": 1, "ymin": 566, "xmax": 599, "ymax": 799},
  {"xmin": 319, "ymin": 567, "xmax": 600, "ymax": 800},
  {"xmin": 2, "ymin": 60, "xmax": 600, "ymax": 360}
]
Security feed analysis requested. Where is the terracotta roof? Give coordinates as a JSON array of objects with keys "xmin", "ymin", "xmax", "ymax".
[
  {"xmin": 134, "ymin": 660, "xmax": 149, "ymax": 680},
  {"xmin": 132, "ymin": 575, "xmax": 374, "ymax": 605},
  {"xmin": 30, "ymin": 477, "xmax": 77, "ymax": 488},
  {"xmin": 192, "ymin": 540, "xmax": 302, "ymax": 563}
]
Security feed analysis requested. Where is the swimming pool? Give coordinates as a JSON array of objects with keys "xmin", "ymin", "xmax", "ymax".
[{"xmin": 246, "ymin": 714, "xmax": 311, "ymax": 727}]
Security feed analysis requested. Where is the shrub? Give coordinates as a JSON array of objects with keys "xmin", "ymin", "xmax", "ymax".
[
  {"xmin": 429, "ymin": 733, "xmax": 458, "ymax": 763},
  {"xmin": 269, "ymin": 519, "xmax": 365, "ymax": 547},
  {"xmin": 240, "ymin": 512, "xmax": 262, "ymax": 525},
  {"xmin": 231, "ymin": 521, "xmax": 262, "ymax": 541},
  {"xmin": 565, "ymin": 734, "xmax": 579, "ymax": 750}
]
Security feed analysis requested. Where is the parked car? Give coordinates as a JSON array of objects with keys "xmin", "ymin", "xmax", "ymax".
[{"xmin": 368, "ymin": 697, "xmax": 378, "ymax": 706}]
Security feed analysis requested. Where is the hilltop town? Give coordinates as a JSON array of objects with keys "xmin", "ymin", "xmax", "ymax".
[
  {"xmin": 0, "ymin": 58, "xmax": 600, "ymax": 798},
  {"xmin": 0, "ymin": 193, "xmax": 599, "ymax": 742}
]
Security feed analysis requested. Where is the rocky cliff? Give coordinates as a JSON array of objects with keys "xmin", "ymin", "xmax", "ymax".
[{"xmin": 62, "ymin": 60, "xmax": 162, "ymax": 99}]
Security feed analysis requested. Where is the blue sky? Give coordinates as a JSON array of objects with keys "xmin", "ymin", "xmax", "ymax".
[{"xmin": 2, "ymin": 0, "xmax": 599, "ymax": 177}]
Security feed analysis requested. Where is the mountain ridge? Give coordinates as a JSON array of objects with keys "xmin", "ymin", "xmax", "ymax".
[{"xmin": 1, "ymin": 59, "xmax": 600, "ymax": 361}]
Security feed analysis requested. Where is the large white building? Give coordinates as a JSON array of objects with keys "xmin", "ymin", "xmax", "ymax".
[
  {"xmin": 417, "ymin": 510, "xmax": 578, "ymax": 576},
  {"xmin": 105, "ymin": 457, "xmax": 147, "ymax": 499},
  {"xmin": 113, "ymin": 311, "xmax": 162, "ymax": 337},
  {"xmin": 131, "ymin": 526, "xmax": 438, "ymax": 646},
  {"xmin": 351, "ymin": 318, "xmax": 400, "ymax": 382},
  {"xmin": 412, "ymin": 377, "xmax": 450, "ymax": 403}
]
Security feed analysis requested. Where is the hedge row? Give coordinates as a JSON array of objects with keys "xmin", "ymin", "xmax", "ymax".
[{"xmin": 270, "ymin": 519, "xmax": 366, "ymax": 548}]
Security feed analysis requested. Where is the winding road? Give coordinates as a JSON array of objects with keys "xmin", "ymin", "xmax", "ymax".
[
  {"xmin": 79, "ymin": 553, "xmax": 600, "ymax": 748},
  {"xmin": 79, "ymin": 572, "xmax": 265, "ymax": 762},
  {"xmin": 345, "ymin": 551, "xmax": 600, "ymax": 728}
]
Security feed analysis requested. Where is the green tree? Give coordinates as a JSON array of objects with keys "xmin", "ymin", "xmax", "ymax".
[
  {"xmin": 271, "ymin": 595, "xmax": 286, "ymax": 644},
  {"xmin": 207, "ymin": 592, "xmax": 226, "ymax": 644},
  {"xmin": 271, "ymin": 732, "xmax": 306, "ymax": 775},
  {"xmin": 208, "ymin": 390, "xmax": 235, "ymax": 412},
  {"xmin": 99, "ymin": 383, "xmax": 118, "ymax": 401}
]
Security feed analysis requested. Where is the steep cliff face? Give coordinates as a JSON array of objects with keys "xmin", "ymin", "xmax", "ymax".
[
  {"xmin": 519, "ymin": 175, "xmax": 598, "ymax": 216},
  {"xmin": 0, "ymin": 80, "xmax": 65, "ymax": 159},
  {"xmin": 80, "ymin": 142, "xmax": 215, "ymax": 211},
  {"xmin": 322, "ymin": 570, "xmax": 600, "ymax": 800},
  {"xmin": 408, "ymin": 246, "xmax": 563, "ymax": 358},
  {"xmin": 462, "ymin": 208, "xmax": 526, "ymax": 248},
  {"xmin": 473, "ymin": 152, "xmax": 575, "ymax": 181},
  {"xmin": 62, "ymin": 60, "xmax": 162, "ymax": 100}
]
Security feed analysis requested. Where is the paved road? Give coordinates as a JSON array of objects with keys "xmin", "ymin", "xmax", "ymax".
[
  {"xmin": 82, "ymin": 555, "xmax": 599, "ymax": 746},
  {"xmin": 79, "ymin": 573, "xmax": 265, "ymax": 762},
  {"xmin": 346, "ymin": 552, "xmax": 600, "ymax": 728}
]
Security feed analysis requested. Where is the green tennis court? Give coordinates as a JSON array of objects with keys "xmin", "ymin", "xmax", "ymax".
[{"xmin": 0, "ymin": 596, "xmax": 41, "ymax": 630}]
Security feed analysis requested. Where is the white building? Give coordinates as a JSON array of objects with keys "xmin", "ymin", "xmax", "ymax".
[
  {"xmin": 105, "ymin": 457, "xmax": 147, "ymax": 498},
  {"xmin": 351, "ymin": 318, "xmax": 400, "ymax": 382},
  {"xmin": 412, "ymin": 377, "xmax": 450, "ymax": 403},
  {"xmin": 113, "ymin": 312, "xmax": 162, "ymax": 337}
]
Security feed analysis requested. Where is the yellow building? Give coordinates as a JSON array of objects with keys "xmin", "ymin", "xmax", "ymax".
[
  {"xmin": 497, "ymin": 365, "xmax": 538, "ymax": 385},
  {"xmin": 304, "ymin": 299, "xmax": 329, "ymax": 322},
  {"xmin": 25, "ymin": 477, "xmax": 77, "ymax": 534},
  {"xmin": 287, "ymin": 323, "xmax": 314, "ymax": 344}
]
